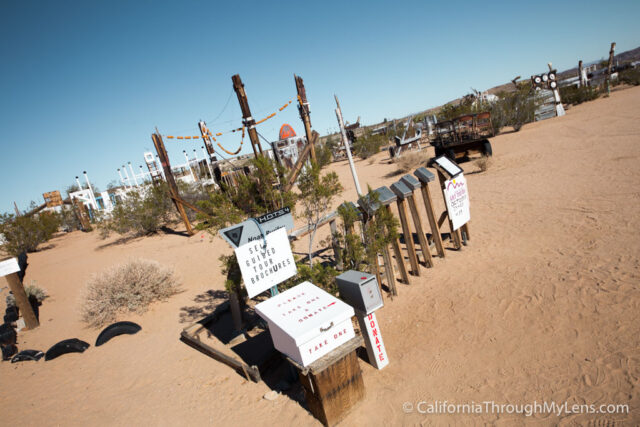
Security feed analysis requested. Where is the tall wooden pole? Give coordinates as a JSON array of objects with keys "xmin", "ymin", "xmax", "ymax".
[
  {"xmin": 231, "ymin": 74, "xmax": 263, "ymax": 158},
  {"xmin": 606, "ymin": 42, "xmax": 616, "ymax": 96},
  {"xmin": 13, "ymin": 202, "xmax": 20, "ymax": 216},
  {"xmin": 151, "ymin": 131, "xmax": 194, "ymax": 236},
  {"xmin": 294, "ymin": 75, "xmax": 316, "ymax": 162},
  {"xmin": 5, "ymin": 272, "xmax": 39, "ymax": 329}
]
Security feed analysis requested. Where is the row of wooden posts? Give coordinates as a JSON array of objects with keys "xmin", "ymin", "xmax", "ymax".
[{"xmin": 296, "ymin": 166, "xmax": 469, "ymax": 299}]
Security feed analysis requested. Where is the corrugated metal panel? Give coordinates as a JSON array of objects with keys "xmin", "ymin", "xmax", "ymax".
[{"xmin": 534, "ymin": 89, "xmax": 557, "ymax": 121}]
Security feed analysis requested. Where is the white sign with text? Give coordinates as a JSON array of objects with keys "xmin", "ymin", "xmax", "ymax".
[
  {"xmin": 444, "ymin": 173, "xmax": 470, "ymax": 230},
  {"xmin": 235, "ymin": 227, "xmax": 297, "ymax": 298},
  {"xmin": 359, "ymin": 311, "xmax": 389, "ymax": 369},
  {"xmin": 0, "ymin": 258, "xmax": 20, "ymax": 277}
]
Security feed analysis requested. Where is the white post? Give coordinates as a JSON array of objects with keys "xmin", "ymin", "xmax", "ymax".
[
  {"xmin": 128, "ymin": 162, "xmax": 139, "ymax": 187},
  {"xmin": 122, "ymin": 166, "xmax": 132, "ymax": 188},
  {"xmin": 117, "ymin": 168, "xmax": 127, "ymax": 188},
  {"xmin": 75, "ymin": 176, "xmax": 83, "ymax": 191},
  {"xmin": 139, "ymin": 165, "xmax": 146, "ymax": 184},
  {"xmin": 183, "ymin": 150, "xmax": 196, "ymax": 182},
  {"xmin": 83, "ymin": 171, "xmax": 98, "ymax": 210},
  {"xmin": 335, "ymin": 95, "xmax": 363, "ymax": 197}
]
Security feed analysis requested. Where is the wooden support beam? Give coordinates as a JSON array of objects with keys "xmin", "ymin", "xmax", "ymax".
[
  {"xmin": 406, "ymin": 194, "xmax": 434, "ymax": 267},
  {"xmin": 232, "ymin": 74, "xmax": 263, "ymax": 157},
  {"xmin": 294, "ymin": 75, "xmax": 316, "ymax": 162},
  {"xmin": 283, "ymin": 131, "xmax": 317, "ymax": 192},
  {"xmin": 395, "ymin": 198, "xmax": 420, "ymax": 276},
  {"xmin": 5, "ymin": 272, "xmax": 39, "ymax": 329},
  {"xmin": 384, "ymin": 205, "xmax": 409, "ymax": 284},
  {"xmin": 419, "ymin": 184, "xmax": 445, "ymax": 258},
  {"xmin": 152, "ymin": 132, "xmax": 194, "ymax": 236}
]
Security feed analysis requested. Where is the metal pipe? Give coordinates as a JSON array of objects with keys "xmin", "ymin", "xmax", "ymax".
[
  {"xmin": 117, "ymin": 168, "xmax": 126, "ymax": 187},
  {"xmin": 128, "ymin": 162, "xmax": 139, "ymax": 187},
  {"xmin": 184, "ymin": 150, "xmax": 196, "ymax": 182},
  {"xmin": 83, "ymin": 171, "xmax": 98, "ymax": 209},
  {"xmin": 334, "ymin": 95, "xmax": 363, "ymax": 197},
  {"xmin": 122, "ymin": 165, "xmax": 132, "ymax": 188}
]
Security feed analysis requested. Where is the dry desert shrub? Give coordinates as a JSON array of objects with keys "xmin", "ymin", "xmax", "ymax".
[
  {"xmin": 475, "ymin": 155, "xmax": 493, "ymax": 172},
  {"xmin": 394, "ymin": 150, "xmax": 429, "ymax": 173},
  {"xmin": 81, "ymin": 259, "xmax": 180, "ymax": 328}
]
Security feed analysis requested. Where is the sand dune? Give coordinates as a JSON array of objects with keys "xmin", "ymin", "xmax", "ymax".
[{"xmin": 1, "ymin": 86, "xmax": 639, "ymax": 425}]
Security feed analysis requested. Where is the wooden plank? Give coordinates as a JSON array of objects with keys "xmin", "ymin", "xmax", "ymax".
[
  {"xmin": 420, "ymin": 184, "xmax": 445, "ymax": 258},
  {"xmin": 384, "ymin": 205, "xmax": 410, "ymax": 284},
  {"xmin": 290, "ymin": 210, "xmax": 338, "ymax": 239},
  {"xmin": 4, "ymin": 272, "xmax": 39, "ymax": 329},
  {"xmin": 180, "ymin": 329, "xmax": 260, "ymax": 382},
  {"xmin": 396, "ymin": 199, "xmax": 420, "ymax": 276},
  {"xmin": 407, "ymin": 194, "xmax": 434, "ymax": 268}
]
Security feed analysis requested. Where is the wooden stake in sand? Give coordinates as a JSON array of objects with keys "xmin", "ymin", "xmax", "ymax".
[
  {"xmin": 390, "ymin": 181, "xmax": 420, "ymax": 276},
  {"xmin": 414, "ymin": 167, "xmax": 446, "ymax": 258},
  {"xmin": 400, "ymin": 175, "xmax": 434, "ymax": 267},
  {"xmin": 1, "ymin": 258, "xmax": 39, "ymax": 329}
]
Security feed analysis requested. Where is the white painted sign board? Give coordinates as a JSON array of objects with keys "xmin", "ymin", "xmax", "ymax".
[
  {"xmin": 235, "ymin": 227, "xmax": 297, "ymax": 298},
  {"xmin": 358, "ymin": 312, "xmax": 389, "ymax": 369},
  {"xmin": 0, "ymin": 258, "xmax": 20, "ymax": 277},
  {"xmin": 434, "ymin": 155, "xmax": 463, "ymax": 178},
  {"xmin": 444, "ymin": 173, "xmax": 470, "ymax": 231},
  {"xmin": 255, "ymin": 281, "xmax": 356, "ymax": 367},
  {"xmin": 219, "ymin": 207, "xmax": 294, "ymax": 249}
]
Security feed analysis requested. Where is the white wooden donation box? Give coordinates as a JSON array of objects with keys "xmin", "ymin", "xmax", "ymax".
[{"xmin": 255, "ymin": 281, "xmax": 356, "ymax": 367}]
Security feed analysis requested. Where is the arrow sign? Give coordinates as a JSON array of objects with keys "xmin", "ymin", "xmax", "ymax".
[{"xmin": 219, "ymin": 207, "xmax": 294, "ymax": 249}]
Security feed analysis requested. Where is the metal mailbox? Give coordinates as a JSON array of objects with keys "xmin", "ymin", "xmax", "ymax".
[
  {"xmin": 336, "ymin": 270, "xmax": 383, "ymax": 315},
  {"xmin": 357, "ymin": 186, "xmax": 397, "ymax": 216},
  {"xmin": 414, "ymin": 167, "xmax": 435, "ymax": 183},
  {"xmin": 400, "ymin": 174, "xmax": 421, "ymax": 191},
  {"xmin": 255, "ymin": 281, "xmax": 355, "ymax": 367},
  {"xmin": 390, "ymin": 181, "xmax": 412, "ymax": 200}
]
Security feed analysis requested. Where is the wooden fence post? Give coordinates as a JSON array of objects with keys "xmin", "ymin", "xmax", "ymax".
[
  {"xmin": 414, "ymin": 167, "xmax": 445, "ymax": 258},
  {"xmin": 1, "ymin": 258, "xmax": 39, "ymax": 330}
]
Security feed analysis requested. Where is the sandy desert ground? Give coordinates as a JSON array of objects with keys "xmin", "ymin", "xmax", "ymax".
[{"xmin": 1, "ymin": 86, "xmax": 639, "ymax": 426}]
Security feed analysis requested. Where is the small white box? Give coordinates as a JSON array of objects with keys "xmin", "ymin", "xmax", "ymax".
[{"xmin": 255, "ymin": 281, "xmax": 355, "ymax": 367}]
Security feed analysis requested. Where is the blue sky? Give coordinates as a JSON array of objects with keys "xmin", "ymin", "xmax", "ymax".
[{"xmin": 1, "ymin": 0, "xmax": 638, "ymax": 213}]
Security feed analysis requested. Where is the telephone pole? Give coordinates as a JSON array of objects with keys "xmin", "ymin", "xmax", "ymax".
[
  {"xmin": 294, "ymin": 74, "xmax": 316, "ymax": 162},
  {"xmin": 232, "ymin": 74, "xmax": 263, "ymax": 158}
]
